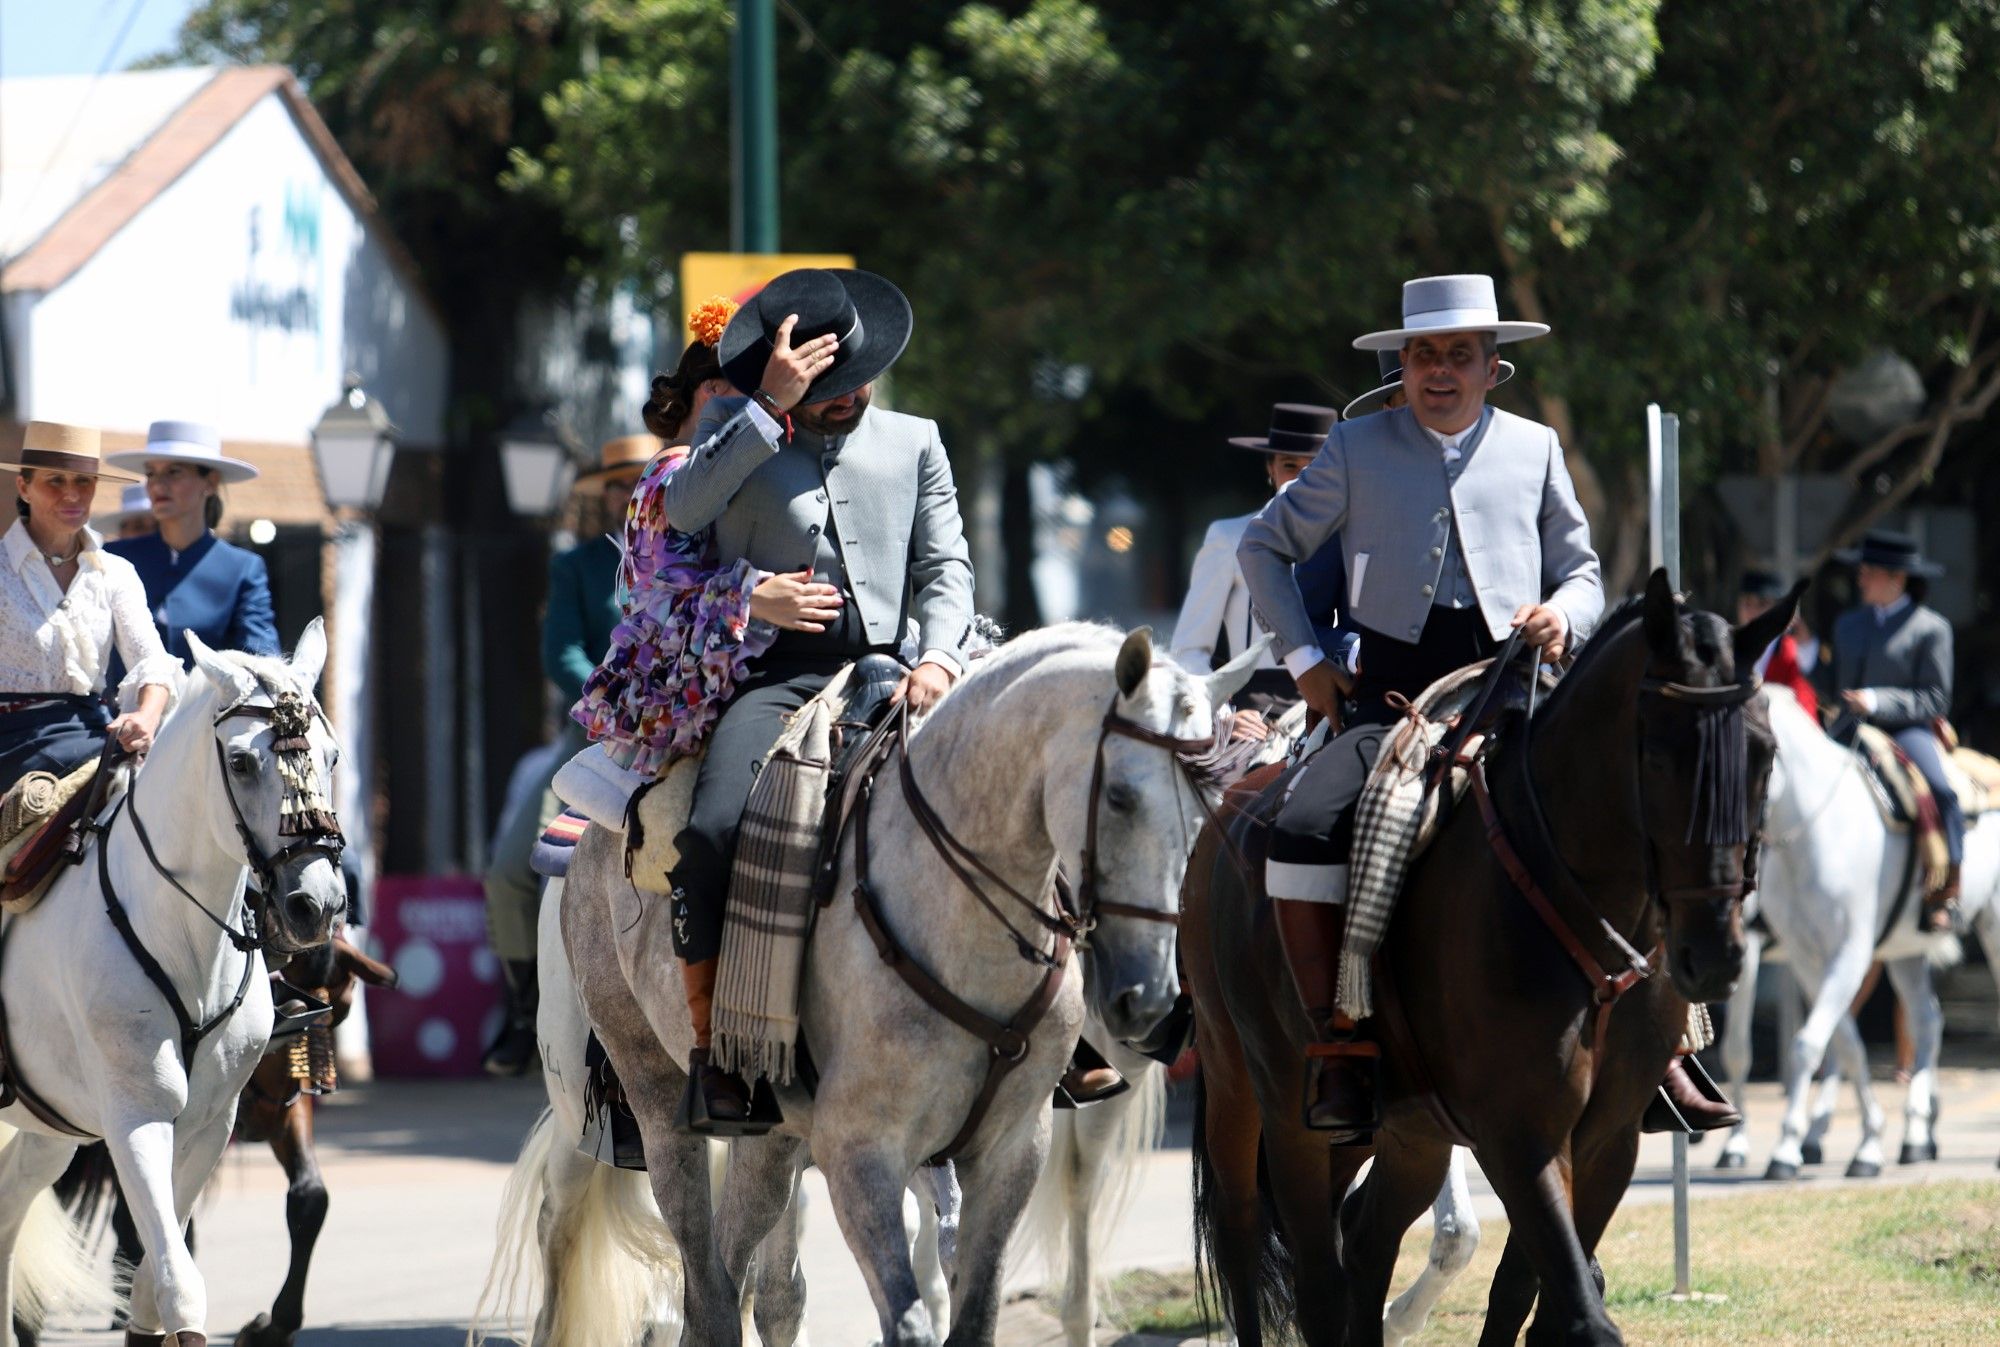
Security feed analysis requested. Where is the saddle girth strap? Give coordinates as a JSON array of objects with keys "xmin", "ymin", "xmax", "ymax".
[
  {"xmin": 1467, "ymin": 757, "xmax": 1657, "ymax": 1090},
  {"xmin": 851, "ymin": 750, "xmax": 1070, "ymax": 1165}
]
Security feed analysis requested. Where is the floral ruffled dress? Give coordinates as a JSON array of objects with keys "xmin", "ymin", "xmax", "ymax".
[{"xmin": 570, "ymin": 446, "xmax": 775, "ymax": 776}]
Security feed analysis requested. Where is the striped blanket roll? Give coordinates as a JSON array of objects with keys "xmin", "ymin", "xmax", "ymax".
[
  {"xmin": 1335, "ymin": 713, "xmax": 1446, "ymax": 1022},
  {"xmin": 710, "ymin": 684, "xmax": 841, "ymax": 1085}
]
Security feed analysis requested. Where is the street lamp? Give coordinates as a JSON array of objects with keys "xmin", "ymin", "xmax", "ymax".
[
  {"xmin": 310, "ymin": 375, "xmax": 398, "ymax": 511},
  {"xmin": 499, "ymin": 409, "xmax": 577, "ymax": 517}
]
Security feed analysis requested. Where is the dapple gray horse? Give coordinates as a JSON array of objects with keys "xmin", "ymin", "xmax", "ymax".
[{"xmin": 557, "ymin": 624, "xmax": 1254, "ymax": 1345}]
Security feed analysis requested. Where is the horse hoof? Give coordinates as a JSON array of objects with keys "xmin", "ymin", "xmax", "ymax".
[
  {"xmin": 1715, "ymin": 1150, "xmax": 1746, "ymax": 1170},
  {"xmin": 233, "ymin": 1315, "xmax": 288, "ymax": 1347},
  {"xmin": 1800, "ymin": 1140, "xmax": 1823, "ymax": 1166},
  {"xmin": 1898, "ymin": 1142, "xmax": 1925, "ymax": 1166},
  {"xmin": 1845, "ymin": 1159, "xmax": 1881, "ymax": 1179},
  {"xmin": 1763, "ymin": 1159, "xmax": 1799, "ymax": 1182}
]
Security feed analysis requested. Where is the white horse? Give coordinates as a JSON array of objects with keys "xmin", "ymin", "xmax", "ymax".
[
  {"xmin": 0, "ymin": 625, "xmax": 347, "ymax": 1346},
  {"xmin": 557, "ymin": 624, "xmax": 1254, "ymax": 1345},
  {"xmin": 1715, "ymin": 685, "xmax": 2000, "ymax": 1179}
]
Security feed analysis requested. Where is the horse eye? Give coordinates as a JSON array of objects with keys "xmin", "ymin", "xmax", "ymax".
[
  {"xmin": 228, "ymin": 750, "xmax": 256, "ymax": 775},
  {"xmin": 1105, "ymin": 784, "xmax": 1139, "ymax": 813}
]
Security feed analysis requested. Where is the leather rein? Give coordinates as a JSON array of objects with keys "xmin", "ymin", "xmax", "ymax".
[
  {"xmin": 0, "ymin": 692, "xmax": 343, "ymax": 1139},
  {"xmin": 845, "ymin": 695, "xmax": 1215, "ymax": 1163},
  {"xmin": 1465, "ymin": 638, "xmax": 1761, "ymax": 1095}
]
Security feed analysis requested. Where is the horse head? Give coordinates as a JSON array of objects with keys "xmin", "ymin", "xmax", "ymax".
[
  {"xmin": 1635, "ymin": 568, "xmax": 1804, "ymax": 1003},
  {"xmin": 1065, "ymin": 627, "xmax": 1261, "ymax": 1041},
  {"xmin": 186, "ymin": 619, "xmax": 348, "ymax": 956}
]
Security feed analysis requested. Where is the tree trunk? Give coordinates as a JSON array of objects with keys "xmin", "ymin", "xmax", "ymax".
[{"xmin": 1000, "ymin": 458, "xmax": 1043, "ymax": 634}]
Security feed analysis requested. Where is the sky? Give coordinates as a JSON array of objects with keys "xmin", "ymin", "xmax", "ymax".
[{"xmin": 0, "ymin": 0, "xmax": 201, "ymax": 80}]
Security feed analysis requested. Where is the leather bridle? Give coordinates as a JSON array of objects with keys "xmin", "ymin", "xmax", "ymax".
[{"xmin": 843, "ymin": 691, "xmax": 1215, "ymax": 1163}]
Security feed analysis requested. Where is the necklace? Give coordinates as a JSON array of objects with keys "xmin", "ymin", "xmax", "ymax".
[{"xmin": 42, "ymin": 547, "xmax": 79, "ymax": 568}]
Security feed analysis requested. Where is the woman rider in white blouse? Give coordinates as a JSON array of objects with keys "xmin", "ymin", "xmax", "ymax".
[{"xmin": 0, "ymin": 422, "xmax": 179, "ymax": 792}]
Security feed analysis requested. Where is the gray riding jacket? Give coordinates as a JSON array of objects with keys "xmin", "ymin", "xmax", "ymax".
[
  {"xmin": 660, "ymin": 400, "xmax": 976, "ymax": 663},
  {"xmin": 1237, "ymin": 405, "xmax": 1603, "ymax": 659}
]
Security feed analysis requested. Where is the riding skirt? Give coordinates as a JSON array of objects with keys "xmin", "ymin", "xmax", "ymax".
[{"xmin": 0, "ymin": 693, "xmax": 111, "ymax": 796}]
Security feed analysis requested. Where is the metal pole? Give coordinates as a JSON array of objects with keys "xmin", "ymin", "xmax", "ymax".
[
  {"xmin": 1673, "ymin": 1133, "xmax": 1693, "ymax": 1295},
  {"xmin": 732, "ymin": 0, "xmax": 780, "ymax": 252},
  {"xmin": 1651, "ymin": 402, "xmax": 1696, "ymax": 1298}
]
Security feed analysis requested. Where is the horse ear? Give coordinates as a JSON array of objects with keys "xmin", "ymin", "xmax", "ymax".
[
  {"xmin": 187, "ymin": 631, "xmax": 256, "ymax": 705},
  {"xmin": 1206, "ymin": 635, "xmax": 1270, "ymax": 708},
  {"xmin": 1733, "ymin": 579, "xmax": 1808, "ymax": 679},
  {"xmin": 1641, "ymin": 567, "xmax": 1685, "ymax": 665},
  {"xmin": 1115, "ymin": 626, "xmax": 1155, "ymax": 699},
  {"xmin": 290, "ymin": 617, "xmax": 328, "ymax": 691}
]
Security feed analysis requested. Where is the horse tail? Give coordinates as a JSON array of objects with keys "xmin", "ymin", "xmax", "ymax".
[
  {"xmin": 1012, "ymin": 1059, "xmax": 1166, "ymax": 1314},
  {"xmin": 469, "ymin": 1107, "xmax": 681, "ymax": 1347},
  {"xmin": 0, "ymin": 1124, "xmax": 118, "ymax": 1332},
  {"xmin": 1189, "ymin": 1063, "xmax": 1293, "ymax": 1336}
]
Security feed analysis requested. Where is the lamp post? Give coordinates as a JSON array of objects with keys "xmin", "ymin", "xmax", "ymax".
[
  {"xmin": 310, "ymin": 376, "xmax": 397, "ymax": 1077},
  {"xmin": 499, "ymin": 408, "xmax": 578, "ymax": 519}
]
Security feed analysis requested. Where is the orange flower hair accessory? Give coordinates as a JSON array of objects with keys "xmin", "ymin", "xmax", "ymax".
[{"xmin": 688, "ymin": 296, "xmax": 739, "ymax": 348}]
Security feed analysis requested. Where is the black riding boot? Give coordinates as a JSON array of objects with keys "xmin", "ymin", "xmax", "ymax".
[{"xmin": 482, "ymin": 959, "xmax": 539, "ymax": 1077}]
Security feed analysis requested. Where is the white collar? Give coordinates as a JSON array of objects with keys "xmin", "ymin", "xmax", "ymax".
[
  {"xmin": 1873, "ymin": 593, "xmax": 1913, "ymax": 623},
  {"xmin": 1417, "ymin": 416, "xmax": 1481, "ymax": 453},
  {"xmin": 4, "ymin": 519, "xmax": 100, "ymax": 573}
]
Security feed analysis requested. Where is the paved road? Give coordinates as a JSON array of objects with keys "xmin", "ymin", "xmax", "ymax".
[{"xmin": 32, "ymin": 1062, "xmax": 2000, "ymax": 1346}]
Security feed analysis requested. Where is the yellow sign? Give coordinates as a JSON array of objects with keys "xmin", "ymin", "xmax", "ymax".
[{"xmin": 678, "ymin": 252, "xmax": 857, "ymax": 336}]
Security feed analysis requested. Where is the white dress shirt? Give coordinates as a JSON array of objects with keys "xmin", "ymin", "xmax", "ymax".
[{"xmin": 0, "ymin": 520, "xmax": 180, "ymax": 707}]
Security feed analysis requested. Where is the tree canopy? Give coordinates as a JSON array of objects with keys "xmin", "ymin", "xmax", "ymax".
[{"xmin": 177, "ymin": 0, "xmax": 2000, "ymax": 597}]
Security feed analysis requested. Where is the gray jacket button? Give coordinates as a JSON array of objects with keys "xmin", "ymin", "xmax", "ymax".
[{"xmin": 1421, "ymin": 584, "xmax": 1435, "ymax": 597}]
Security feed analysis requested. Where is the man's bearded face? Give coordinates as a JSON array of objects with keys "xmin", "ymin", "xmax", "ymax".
[{"xmin": 797, "ymin": 383, "xmax": 874, "ymax": 435}]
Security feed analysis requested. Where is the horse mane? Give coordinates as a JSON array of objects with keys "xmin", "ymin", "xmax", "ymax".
[{"xmin": 1535, "ymin": 594, "xmax": 1647, "ymax": 718}]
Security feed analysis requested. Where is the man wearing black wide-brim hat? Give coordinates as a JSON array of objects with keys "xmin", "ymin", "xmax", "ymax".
[
  {"xmin": 1830, "ymin": 528, "xmax": 1963, "ymax": 931},
  {"xmin": 654, "ymin": 268, "xmax": 975, "ymax": 1126}
]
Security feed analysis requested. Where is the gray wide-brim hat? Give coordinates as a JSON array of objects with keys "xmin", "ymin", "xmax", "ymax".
[
  {"xmin": 1353, "ymin": 274, "xmax": 1549, "ymax": 351},
  {"xmin": 103, "ymin": 420, "xmax": 259, "ymax": 483},
  {"xmin": 1343, "ymin": 349, "xmax": 1516, "ymax": 419}
]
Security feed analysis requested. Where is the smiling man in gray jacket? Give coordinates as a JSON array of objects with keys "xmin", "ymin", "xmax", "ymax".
[
  {"xmin": 656, "ymin": 268, "xmax": 975, "ymax": 1128},
  {"xmin": 1236, "ymin": 273, "xmax": 1609, "ymax": 1138}
]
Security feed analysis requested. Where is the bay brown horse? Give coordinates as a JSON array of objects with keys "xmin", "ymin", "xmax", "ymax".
[{"xmin": 1183, "ymin": 572, "xmax": 1801, "ymax": 1346}]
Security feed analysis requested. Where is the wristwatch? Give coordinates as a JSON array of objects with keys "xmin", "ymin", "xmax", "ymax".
[{"xmin": 751, "ymin": 388, "xmax": 786, "ymax": 417}]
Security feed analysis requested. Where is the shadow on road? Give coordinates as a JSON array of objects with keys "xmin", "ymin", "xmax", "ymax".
[{"xmin": 310, "ymin": 1077, "xmax": 546, "ymax": 1165}]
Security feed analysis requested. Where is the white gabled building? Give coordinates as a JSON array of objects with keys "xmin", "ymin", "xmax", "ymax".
[{"xmin": 0, "ymin": 65, "xmax": 448, "ymax": 524}]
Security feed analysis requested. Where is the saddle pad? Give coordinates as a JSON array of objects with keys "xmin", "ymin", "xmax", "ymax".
[
  {"xmin": 530, "ymin": 808, "xmax": 593, "ymax": 880},
  {"xmin": 551, "ymin": 744, "xmax": 653, "ymax": 832},
  {"xmin": 1854, "ymin": 726, "xmax": 1950, "ymax": 892},
  {"xmin": 709, "ymin": 672, "xmax": 849, "ymax": 1085},
  {"xmin": 1948, "ymin": 746, "xmax": 1998, "ymax": 816},
  {"xmin": 1338, "ymin": 657, "xmax": 1553, "ymax": 1021},
  {"xmin": 0, "ymin": 757, "xmax": 105, "ymax": 915}
]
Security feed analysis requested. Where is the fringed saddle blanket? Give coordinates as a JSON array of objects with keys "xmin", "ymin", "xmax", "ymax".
[
  {"xmin": 1334, "ymin": 659, "xmax": 1711, "ymax": 1053},
  {"xmin": 709, "ymin": 675, "xmax": 847, "ymax": 1085},
  {"xmin": 1336, "ymin": 664, "xmax": 1500, "ymax": 1022},
  {"xmin": 0, "ymin": 757, "xmax": 103, "ymax": 914}
]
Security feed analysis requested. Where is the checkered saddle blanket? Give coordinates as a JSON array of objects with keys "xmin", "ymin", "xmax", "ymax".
[{"xmin": 1337, "ymin": 661, "xmax": 1546, "ymax": 1021}]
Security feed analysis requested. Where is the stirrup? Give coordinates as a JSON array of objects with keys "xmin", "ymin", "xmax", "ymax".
[
  {"xmin": 1054, "ymin": 1039, "xmax": 1129, "ymax": 1109},
  {"xmin": 1304, "ymin": 1038, "xmax": 1379, "ymax": 1141},
  {"xmin": 1643, "ymin": 1054, "xmax": 1738, "ymax": 1134},
  {"xmin": 678, "ymin": 1056, "xmax": 782, "ymax": 1137},
  {"xmin": 266, "ymin": 980, "xmax": 332, "ymax": 1046}
]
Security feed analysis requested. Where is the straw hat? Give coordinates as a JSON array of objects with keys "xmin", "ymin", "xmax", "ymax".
[
  {"xmin": 575, "ymin": 435, "xmax": 662, "ymax": 491},
  {"xmin": 0, "ymin": 422, "xmax": 140, "ymax": 483}
]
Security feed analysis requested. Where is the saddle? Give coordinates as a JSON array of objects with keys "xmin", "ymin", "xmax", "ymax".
[
  {"xmin": 1850, "ymin": 724, "xmax": 1958, "ymax": 895},
  {"xmin": 0, "ymin": 749, "xmax": 121, "ymax": 914}
]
